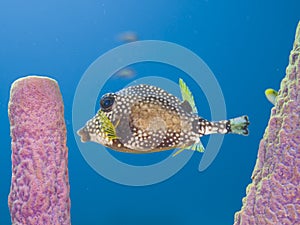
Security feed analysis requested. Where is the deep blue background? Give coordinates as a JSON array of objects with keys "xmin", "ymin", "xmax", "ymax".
[{"xmin": 0, "ymin": 1, "xmax": 299, "ymax": 224}]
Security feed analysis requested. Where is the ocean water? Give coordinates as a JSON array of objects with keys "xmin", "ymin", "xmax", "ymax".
[{"xmin": 0, "ymin": 1, "xmax": 299, "ymax": 224}]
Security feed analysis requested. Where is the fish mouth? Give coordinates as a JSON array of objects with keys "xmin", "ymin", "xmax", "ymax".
[{"xmin": 77, "ymin": 126, "xmax": 91, "ymax": 142}]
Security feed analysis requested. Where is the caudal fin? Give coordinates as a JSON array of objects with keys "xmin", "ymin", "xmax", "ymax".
[
  {"xmin": 228, "ymin": 115, "xmax": 250, "ymax": 136},
  {"xmin": 202, "ymin": 115, "xmax": 249, "ymax": 136}
]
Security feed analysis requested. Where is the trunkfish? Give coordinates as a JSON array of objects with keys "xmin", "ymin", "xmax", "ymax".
[{"xmin": 77, "ymin": 79, "xmax": 249, "ymax": 156}]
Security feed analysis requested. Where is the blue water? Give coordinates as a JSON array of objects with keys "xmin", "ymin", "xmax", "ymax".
[{"xmin": 1, "ymin": 1, "xmax": 299, "ymax": 224}]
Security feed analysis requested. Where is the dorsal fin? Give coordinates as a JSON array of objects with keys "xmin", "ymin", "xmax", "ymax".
[
  {"xmin": 179, "ymin": 78, "xmax": 198, "ymax": 113},
  {"xmin": 180, "ymin": 100, "xmax": 193, "ymax": 113},
  {"xmin": 179, "ymin": 78, "xmax": 197, "ymax": 113}
]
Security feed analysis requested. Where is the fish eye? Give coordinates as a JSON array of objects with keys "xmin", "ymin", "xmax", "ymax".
[{"xmin": 100, "ymin": 95, "xmax": 115, "ymax": 110}]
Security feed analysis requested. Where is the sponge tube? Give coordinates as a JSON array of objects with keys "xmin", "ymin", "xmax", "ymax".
[
  {"xmin": 234, "ymin": 22, "xmax": 300, "ymax": 225},
  {"xmin": 8, "ymin": 76, "xmax": 71, "ymax": 225}
]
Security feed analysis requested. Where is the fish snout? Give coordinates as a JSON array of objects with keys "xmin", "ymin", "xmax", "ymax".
[{"xmin": 77, "ymin": 126, "xmax": 91, "ymax": 142}]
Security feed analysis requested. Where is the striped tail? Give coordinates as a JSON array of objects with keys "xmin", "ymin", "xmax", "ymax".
[{"xmin": 201, "ymin": 115, "xmax": 249, "ymax": 136}]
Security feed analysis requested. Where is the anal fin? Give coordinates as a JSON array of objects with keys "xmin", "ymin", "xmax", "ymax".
[{"xmin": 172, "ymin": 140, "xmax": 205, "ymax": 157}]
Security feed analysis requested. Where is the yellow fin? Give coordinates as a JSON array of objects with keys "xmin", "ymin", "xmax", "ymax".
[
  {"xmin": 172, "ymin": 148, "xmax": 185, "ymax": 157},
  {"xmin": 98, "ymin": 110, "xmax": 119, "ymax": 141},
  {"xmin": 172, "ymin": 140, "xmax": 205, "ymax": 157},
  {"xmin": 179, "ymin": 78, "xmax": 198, "ymax": 113}
]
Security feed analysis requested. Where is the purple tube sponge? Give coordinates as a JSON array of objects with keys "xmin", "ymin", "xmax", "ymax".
[
  {"xmin": 234, "ymin": 22, "xmax": 300, "ymax": 225},
  {"xmin": 8, "ymin": 76, "xmax": 71, "ymax": 224}
]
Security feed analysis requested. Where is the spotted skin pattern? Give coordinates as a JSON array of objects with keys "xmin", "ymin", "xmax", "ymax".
[{"xmin": 77, "ymin": 82, "xmax": 249, "ymax": 153}]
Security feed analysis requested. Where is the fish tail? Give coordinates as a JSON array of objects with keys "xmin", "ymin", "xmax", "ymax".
[
  {"xmin": 201, "ymin": 115, "xmax": 249, "ymax": 136},
  {"xmin": 228, "ymin": 115, "xmax": 250, "ymax": 135}
]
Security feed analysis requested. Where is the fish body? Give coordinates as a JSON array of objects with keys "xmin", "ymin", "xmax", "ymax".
[
  {"xmin": 115, "ymin": 67, "xmax": 136, "ymax": 79},
  {"xmin": 116, "ymin": 31, "xmax": 138, "ymax": 43},
  {"xmin": 265, "ymin": 88, "xmax": 278, "ymax": 105},
  {"xmin": 77, "ymin": 79, "xmax": 249, "ymax": 154}
]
